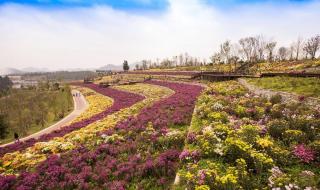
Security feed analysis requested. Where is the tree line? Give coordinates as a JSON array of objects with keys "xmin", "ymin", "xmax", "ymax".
[
  {"xmin": 134, "ymin": 34, "xmax": 320, "ymax": 70},
  {"xmin": 0, "ymin": 82, "xmax": 73, "ymax": 140}
]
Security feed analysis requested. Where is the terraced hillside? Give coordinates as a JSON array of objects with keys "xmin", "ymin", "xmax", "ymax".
[{"xmin": 0, "ymin": 76, "xmax": 319, "ymax": 189}]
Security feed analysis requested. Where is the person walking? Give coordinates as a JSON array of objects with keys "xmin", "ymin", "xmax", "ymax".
[{"xmin": 14, "ymin": 132, "xmax": 20, "ymax": 143}]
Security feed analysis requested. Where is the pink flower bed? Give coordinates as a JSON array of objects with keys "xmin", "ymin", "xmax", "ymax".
[{"xmin": 0, "ymin": 84, "xmax": 144, "ymax": 157}]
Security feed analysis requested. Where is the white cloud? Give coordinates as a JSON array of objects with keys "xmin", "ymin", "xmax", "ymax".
[{"xmin": 0, "ymin": 0, "xmax": 319, "ymax": 70}]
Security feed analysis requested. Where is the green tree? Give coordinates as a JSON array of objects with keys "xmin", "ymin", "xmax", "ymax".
[
  {"xmin": 123, "ymin": 60, "xmax": 130, "ymax": 71},
  {"xmin": 0, "ymin": 76, "xmax": 12, "ymax": 96},
  {"xmin": 0, "ymin": 114, "xmax": 9, "ymax": 139},
  {"xmin": 52, "ymin": 83, "xmax": 60, "ymax": 91}
]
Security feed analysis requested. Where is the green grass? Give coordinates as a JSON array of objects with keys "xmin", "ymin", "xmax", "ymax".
[{"xmin": 247, "ymin": 77, "xmax": 320, "ymax": 98}]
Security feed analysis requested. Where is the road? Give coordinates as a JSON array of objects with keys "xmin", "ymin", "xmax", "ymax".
[{"xmin": 0, "ymin": 90, "xmax": 88, "ymax": 147}]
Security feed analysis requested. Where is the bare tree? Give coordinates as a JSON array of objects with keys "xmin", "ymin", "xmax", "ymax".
[
  {"xmin": 278, "ymin": 47, "xmax": 288, "ymax": 61},
  {"xmin": 266, "ymin": 41, "xmax": 277, "ymax": 62},
  {"xmin": 303, "ymin": 35, "xmax": 320, "ymax": 59},
  {"xmin": 294, "ymin": 37, "xmax": 304, "ymax": 60},
  {"xmin": 220, "ymin": 40, "xmax": 232, "ymax": 64},
  {"xmin": 172, "ymin": 56, "xmax": 178, "ymax": 67},
  {"xmin": 135, "ymin": 64, "xmax": 140, "ymax": 70},
  {"xmin": 230, "ymin": 56, "xmax": 240, "ymax": 72},
  {"xmin": 210, "ymin": 52, "xmax": 222, "ymax": 64},
  {"xmin": 239, "ymin": 37, "xmax": 258, "ymax": 63},
  {"xmin": 141, "ymin": 60, "xmax": 148, "ymax": 70},
  {"xmin": 257, "ymin": 35, "xmax": 266, "ymax": 61},
  {"xmin": 184, "ymin": 53, "xmax": 189, "ymax": 66},
  {"xmin": 178, "ymin": 54, "xmax": 184, "ymax": 66},
  {"xmin": 289, "ymin": 44, "xmax": 295, "ymax": 60},
  {"xmin": 203, "ymin": 58, "xmax": 207, "ymax": 66}
]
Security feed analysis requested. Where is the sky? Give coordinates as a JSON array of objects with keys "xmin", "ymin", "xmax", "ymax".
[{"xmin": 0, "ymin": 0, "xmax": 319, "ymax": 70}]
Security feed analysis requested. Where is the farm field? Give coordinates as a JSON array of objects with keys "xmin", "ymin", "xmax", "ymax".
[{"xmin": 0, "ymin": 74, "xmax": 319, "ymax": 189}]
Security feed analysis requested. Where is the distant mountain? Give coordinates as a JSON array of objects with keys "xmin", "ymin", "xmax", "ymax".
[
  {"xmin": 21, "ymin": 67, "xmax": 50, "ymax": 73},
  {"xmin": 0, "ymin": 67, "xmax": 53, "ymax": 76},
  {"xmin": 98, "ymin": 64, "xmax": 123, "ymax": 71},
  {"xmin": 0, "ymin": 63, "xmax": 140, "ymax": 76},
  {"xmin": 0, "ymin": 68, "xmax": 23, "ymax": 76}
]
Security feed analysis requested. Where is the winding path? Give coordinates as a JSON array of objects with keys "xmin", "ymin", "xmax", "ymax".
[
  {"xmin": 0, "ymin": 90, "xmax": 88, "ymax": 148},
  {"xmin": 0, "ymin": 84, "xmax": 145, "ymax": 157}
]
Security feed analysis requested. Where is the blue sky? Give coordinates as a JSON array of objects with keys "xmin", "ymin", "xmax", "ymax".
[
  {"xmin": 0, "ymin": 0, "xmax": 314, "ymax": 10},
  {"xmin": 0, "ymin": 0, "xmax": 319, "ymax": 70},
  {"xmin": 0, "ymin": 0, "xmax": 169, "ymax": 10}
]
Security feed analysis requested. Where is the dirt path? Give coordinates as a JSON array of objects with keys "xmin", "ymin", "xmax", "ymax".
[
  {"xmin": 0, "ymin": 90, "xmax": 88, "ymax": 147},
  {"xmin": 238, "ymin": 78, "xmax": 320, "ymax": 109}
]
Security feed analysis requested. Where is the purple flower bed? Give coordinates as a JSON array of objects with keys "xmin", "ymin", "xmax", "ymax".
[
  {"xmin": 0, "ymin": 81, "xmax": 203, "ymax": 189},
  {"xmin": 0, "ymin": 83, "xmax": 144, "ymax": 157}
]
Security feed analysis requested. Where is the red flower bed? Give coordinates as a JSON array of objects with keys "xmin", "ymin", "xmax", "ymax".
[
  {"xmin": 0, "ymin": 81, "xmax": 203, "ymax": 189},
  {"xmin": 0, "ymin": 84, "xmax": 144, "ymax": 157}
]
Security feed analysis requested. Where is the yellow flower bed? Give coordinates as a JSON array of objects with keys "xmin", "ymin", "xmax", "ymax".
[
  {"xmin": 95, "ymin": 74, "xmax": 147, "ymax": 84},
  {"xmin": 69, "ymin": 86, "xmax": 113, "ymax": 124},
  {"xmin": 0, "ymin": 83, "xmax": 173, "ymax": 175}
]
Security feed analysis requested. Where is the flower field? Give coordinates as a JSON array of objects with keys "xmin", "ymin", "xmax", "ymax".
[
  {"xmin": 0, "ymin": 84, "xmax": 149, "ymax": 174},
  {"xmin": 0, "ymin": 78, "xmax": 319, "ymax": 189},
  {"xmin": 0, "ymin": 80, "xmax": 203, "ymax": 189},
  {"xmin": 0, "ymin": 82, "xmax": 175, "ymax": 176},
  {"xmin": 0, "ymin": 84, "xmax": 145, "ymax": 157},
  {"xmin": 176, "ymin": 81, "xmax": 320, "ymax": 189}
]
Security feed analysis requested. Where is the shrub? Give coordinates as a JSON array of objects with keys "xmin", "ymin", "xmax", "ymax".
[
  {"xmin": 256, "ymin": 136, "xmax": 274, "ymax": 149},
  {"xmin": 283, "ymin": 130, "xmax": 306, "ymax": 145},
  {"xmin": 235, "ymin": 105, "xmax": 247, "ymax": 118},
  {"xmin": 249, "ymin": 150, "xmax": 273, "ymax": 173},
  {"xmin": 267, "ymin": 119, "xmax": 289, "ymax": 139},
  {"xmin": 238, "ymin": 125, "xmax": 261, "ymax": 144},
  {"xmin": 268, "ymin": 145, "xmax": 291, "ymax": 166},
  {"xmin": 186, "ymin": 132, "xmax": 197, "ymax": 144},
  {"xmin": 270, "ymin": 104, "xmax": 285, "ymax": 118},
  {"xmin": 207, "ymin": 111, "xmax": 229, "ymax": 124},
  {"xmin": 196, "ymin": 131, "xmax": 223, "ymax": 157},
  {"xmin": 296, "ymin": 170, "xmax": 318, "ymax": 188},
  {"xmin": 270, "ymin": 94, "xmax": 282, "ymax": 105},
  {"xmin": 224, "ymin": 137, "xmax": 251, "ymax": 162},
  {"xmin": 213, "ymin": 124, "xmax": 231, "ymax": 140},
  {"xmin": 309, "ymin": 140, "xmax": 320, "ymax": 162},
  {"xmin": 253, "ymin": 106, "xmax": 265, "ymax": 120},
  {"xmin": 157, "ymin": 130, "xmax": 185, "ymax": 150},
  {"xmin": 290, "ymin": 117, "xmax": 318, "ymax": 141}
]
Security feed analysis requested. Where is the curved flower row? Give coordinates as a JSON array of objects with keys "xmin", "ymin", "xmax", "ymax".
[
  {"xmin": 0, "ymin": 83, "xmax": 173, "ymax": 175},
  {"xmin": 0, "ymin": 81, "xmax": 203, "ymax": 189},
  {"xmin": 0, "ymin": 84, "xmax": 144, "ymax": 157},
  {"xmin": 176, "ymin": 81, "xmax": 320, "ymax": 190},
  {"xmin": 68, "ymin": 86, "xmax": 113, "ymax": 124}
]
